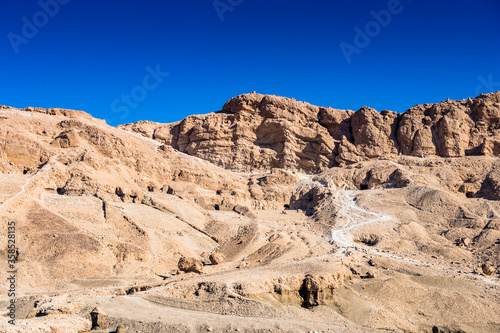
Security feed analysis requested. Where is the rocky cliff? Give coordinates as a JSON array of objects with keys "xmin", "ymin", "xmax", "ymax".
[{"xmin": 120, "ymin": 92, "xmax": 500, "ymax": 172}]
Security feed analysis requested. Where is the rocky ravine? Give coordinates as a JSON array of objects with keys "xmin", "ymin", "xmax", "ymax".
[{"xmin": 0, "ymin": 94, "xmax": 498, "ymax": 333}]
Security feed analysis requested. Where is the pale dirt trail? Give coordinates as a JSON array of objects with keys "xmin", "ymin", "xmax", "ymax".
[
  {"xmin": 328, "ymin": 187, "xmax": 426, "ymax": 266},
  {"xmin": 0, "ymin": 152, "xmax": 64, "ymax": 213},
  {"xmin": 297, "ymin": 174, "xmax": 500, "ymax": 287},
  {"xmin": 0, "ymin": 176, "xmax": 30, "ymax": 211}
]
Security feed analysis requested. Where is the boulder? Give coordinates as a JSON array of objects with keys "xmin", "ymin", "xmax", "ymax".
[
  {"xmin": 178, "ymin": 257, "xmax": 203, "ymax": 273},
  {"xmin": 209, "ymin": 253, "xmax": 224, "ymax": 265},
  {"xmin": 458, "ymin": 237, "xmax": 472, "ymax": 246},
  {"xmin": 350, "ymin": 107, "xmax": 399, "ymax": 158},
  {"xmin": 481, "ymin": 263, "xmax": 496, "ymax": 276}
]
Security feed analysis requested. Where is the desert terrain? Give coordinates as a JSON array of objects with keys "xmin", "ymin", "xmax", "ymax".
[{"xmin": 0, "ymin": 92, "xmax": 499, "ymax": 332}]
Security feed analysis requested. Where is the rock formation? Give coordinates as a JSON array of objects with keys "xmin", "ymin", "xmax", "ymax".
[
  {"xmin": 300, "ymin": 274, "xmax": 320, "ymax": 308},
  {"xmin": 120, "ymin": 92, "xmax": 500, "ymax": 173},
  {"xmin": 90, "ymin": 307, "xmax": 106, "ymax": 330}
]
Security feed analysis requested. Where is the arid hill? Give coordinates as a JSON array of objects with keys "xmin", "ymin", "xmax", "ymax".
[{"xmin": 0, "ymin": 94, "xmax": 499, "ymax": 333}]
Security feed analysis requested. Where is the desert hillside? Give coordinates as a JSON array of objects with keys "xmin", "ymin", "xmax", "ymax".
[{"xmin": 0, "ymin": 93, "xmax": 499, "ymax": 333}]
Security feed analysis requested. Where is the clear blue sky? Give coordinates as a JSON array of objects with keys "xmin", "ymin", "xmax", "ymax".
[{"xmin": 1, "ymin": 0, "xmax": 499, "ymax": 126}]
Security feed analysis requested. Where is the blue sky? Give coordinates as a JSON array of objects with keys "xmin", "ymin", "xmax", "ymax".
[{"xmin": 1, "ymin": 0, "xmax": 499, "ymax": 126}]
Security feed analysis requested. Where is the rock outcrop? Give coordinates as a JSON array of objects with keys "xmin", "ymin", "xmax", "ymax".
[
  {"xmin": 397, "ymin": 94, "xmax": 500, "ymax": 157},
  {"xmin": 90, "ymin": 307, "xmax": 107, "ymax": 330},
  {"xmin": 119, "ymin": 93, "xmax": 352, "ymax": 172},
  {"xmin": 339, "ymin": 107, "xmax": 399, "ymax": 164},
  {"xmin": 120, "ymin": 92, "xmax": 500, "ymax": 173},
  {"xmin": 27, "ymin": 297, "xmax": 83, "ymax": 318}
]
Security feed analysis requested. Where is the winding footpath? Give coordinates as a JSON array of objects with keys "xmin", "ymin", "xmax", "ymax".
[{"xmin": 297, "ymin": 173, "xmax": 500, "ymax": 287}]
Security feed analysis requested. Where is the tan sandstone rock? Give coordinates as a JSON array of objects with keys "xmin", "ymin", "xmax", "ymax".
[
  {"xmin": 178, "ymin": 257, "xmax": 204, "ymax": 273},
  {"xmin": 90, "ymin": 307, "xmax": 106, "ymax": 330},
  {"xmin": 209, "ymin": 253, "xmax": 224, "ymax": 265},
  {"xmin": 121, "ymin": 92, "xmax": 500, "ymax": 171},
  {"xmin": 116, "ymin": 325, "xmax": 127, "ymax": 333},
  {"xmin": 482, "ymin": 263, "xmax": 496, "ymax": 276}
]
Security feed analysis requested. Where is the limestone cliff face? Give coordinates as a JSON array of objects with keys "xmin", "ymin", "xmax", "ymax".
[
  {"xmin": 120, "ymin": 92, "xmax": 500, "ymax": 173},
  {"xmin": 121, "ymin": 93, "xmax": 351, "ymax": 172},
  {"xmin": 397, "ymin": 93, "xmax": 500, "ymax": 158}
]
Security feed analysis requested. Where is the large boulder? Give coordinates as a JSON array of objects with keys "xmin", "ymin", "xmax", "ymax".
[
  {"xmin": 481, "ymin": 263, "xmax": 496, "ymax": 276},
  {"xmin": 178, "ymin": 257, "xmax": 203, "ymax": 273},
  {"xmin": 209, "ymin": 253, "xmax": 224, "ymax": 265}
]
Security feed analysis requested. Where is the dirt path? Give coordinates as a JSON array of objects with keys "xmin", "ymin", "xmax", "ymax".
[
  {"xmin": 297, "ymin": 174, "xmax": 500, "ymax": 287},
  {"xmin": 0, "ymin": 176, "xmax": 30, "ymax": 211},
  {"xmin": 0, "ymin": 153, "xmax": 62, "ymax": 212}
]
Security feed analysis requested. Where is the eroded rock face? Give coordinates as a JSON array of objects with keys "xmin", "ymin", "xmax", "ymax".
[
  {"xmin": 300, "ymin": 274, "xmax": 320, "ymax": 308},
  {"xmin": 90, "ymin": 307, "xmax": 106, "ymax": 330},
  {"xmin": 349, "ymin": 107, "xmax": 399, "ymax": 158},
  {"xmin": 398, "ymin": 93, "xmax": 500, "ymax": 158},
  {"xmin": 50, "ymin": 129, "xmax": 81, "ymax": 148},
  {"xmin": 120, "ymin": 92, "xmax": 500, "ymax": 173},
  {"xmin": 120, "ymin": 93, "xmax": 353, "ymax": 173}
]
